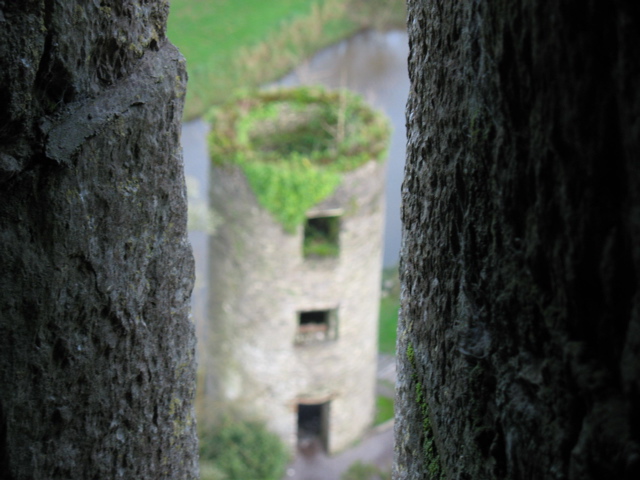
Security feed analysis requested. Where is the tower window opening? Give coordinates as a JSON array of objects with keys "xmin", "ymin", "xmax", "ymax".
[
  {"xmin": 303, "ymin": 215, "xmax": 340, "ymax": 258},
  {"xmin": 296, "ymin": 309, "xmax": 337, "ymax": 344}
]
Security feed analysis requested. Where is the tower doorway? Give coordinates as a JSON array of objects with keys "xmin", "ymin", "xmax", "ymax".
[{"xmin": 297, "ymin": 401, "xmax": 330, "ymax": 453}]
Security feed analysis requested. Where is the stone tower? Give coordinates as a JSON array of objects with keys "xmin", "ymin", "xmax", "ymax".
[{"xmin": 204, "ymin": 87, "xmax": 389, "ymax": 453}]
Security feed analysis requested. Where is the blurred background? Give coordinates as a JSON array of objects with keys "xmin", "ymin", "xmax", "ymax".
[{"xmin": 167, "ymin": 2, "xmax": 409, "ymax": 478}]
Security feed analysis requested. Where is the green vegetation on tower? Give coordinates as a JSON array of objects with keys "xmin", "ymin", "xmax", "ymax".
[{"xmin": 207, "ymin": 87, "xmax": 390, "ymax": 232}]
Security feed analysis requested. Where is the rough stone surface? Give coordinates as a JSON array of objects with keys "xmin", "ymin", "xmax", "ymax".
[
  {"xmin": 206, "ymin": 160, "xmax": 385, "ymax": 454},
  {"xmin": 395, "ymin": 1, "xmax": 640, "ymax": 479},
  {"xmin": 0, "ymin": 2, "xmax": 198, "ymax": 479}
]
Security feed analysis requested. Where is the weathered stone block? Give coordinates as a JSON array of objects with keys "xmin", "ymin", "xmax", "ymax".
[
  {"xmin": 396, "ymin": 1, "xmax": 640, "ymax": 479},
  {"xmin": 0, "ymin": 2, "xmax": 197, "ymax": 478},
  {"xmin": 206, "ymin": 159, "xmax": 386, "ymax": 454}
]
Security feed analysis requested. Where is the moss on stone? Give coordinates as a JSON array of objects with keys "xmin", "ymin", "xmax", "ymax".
[
  {"xmin": 406, "ymin": 343, "xmax": 445, "ymax": 479},
  {"xmin": 207, "ymin": 86, "xmax": 390, "ymax": 232}
]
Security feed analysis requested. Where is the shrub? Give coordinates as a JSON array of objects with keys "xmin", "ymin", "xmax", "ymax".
[{"xmin": 199, "ymin": 417, "xmax": 289, "ymax": 480}]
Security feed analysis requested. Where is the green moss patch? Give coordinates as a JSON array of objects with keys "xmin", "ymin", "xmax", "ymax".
[
  {"xmin": 208, "ymin": 87, "xmax": 390, "ymax": 232},
  {"xmin": 406, "ymin": 343, "xmax": 445, "ymax": 479}
]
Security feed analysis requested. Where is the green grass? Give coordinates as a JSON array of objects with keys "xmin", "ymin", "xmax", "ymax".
[
  {"xmin": 342, "ymin": 461, "xmax": 392, "ymax": 480},
  {"xmin": 379, "ymin": 296, "xmax": 399, "ymax": 354},
  {"xmin": 378, "ymin": 266, "xmax": 400, "ymax": 355},
  {"xmin": 199, "ymin": 461, "xmax": 226, "ymax": 480},
  {"xmin": 168, "ymin": 0, "xmax": 352, "ymax": 119},
  {"xmin": 167, "ymin": 0, "xmax": 406, "ymax": 119},
  {"xmin": 374, "ymin": 395, "xmax": 395, "ymax": 425},
  {"xmin": 169, "ymin": 0, "xmax": 312, "ymax": 66}
]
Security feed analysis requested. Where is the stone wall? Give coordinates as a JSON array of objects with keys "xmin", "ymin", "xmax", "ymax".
[
  {"xmin": 206, "ymin": 160, "xmax": 385, "ymax": 453},
  {"xmin": 396, "ymin": 1, "xmax": 640, "ymax": 479},
  {"xmin": 0, "ymin": 2, "xmax": 197, "ymax": 479}
]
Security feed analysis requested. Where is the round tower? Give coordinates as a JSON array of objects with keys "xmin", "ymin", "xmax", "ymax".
[{"xmin": 205, "ymin": 87, "xmax": 390, "ymax": 453}]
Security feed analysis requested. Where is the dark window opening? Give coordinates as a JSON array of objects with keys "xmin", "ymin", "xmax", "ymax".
[
  {"xmin": 296, "ymin": 309, "xmax": 337, "ymax": 344},
  {"xmin": 297, "ymin": 402, "xmax": 329, "ymax": 453},
  {"xmin": 303, "ymin": 215, "xmax": 340, "ymax": 258}
]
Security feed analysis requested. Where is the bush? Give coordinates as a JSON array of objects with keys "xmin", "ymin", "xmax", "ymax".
[{"xmin": 199, "ymin": 417, "xmax": 289, "ymax": 480}]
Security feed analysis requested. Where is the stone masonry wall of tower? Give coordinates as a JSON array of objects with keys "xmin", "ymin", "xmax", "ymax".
[{"xmin": 206, "ymin": 158, "xmax": 385, "ymax": 453}]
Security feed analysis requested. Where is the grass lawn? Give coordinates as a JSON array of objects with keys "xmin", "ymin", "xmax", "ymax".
[
  {"xmin": 167, "ymin": 0, "xmax": 406, "ymax": 119},
  {"xmin": 379, "ymin": 266, "xmax": 400, "ymax": 355},
  {"xmin": 168, "ymin": 0, "xmax": 323, "ymax": 118},
  {"xmin": 374, "ymin": 395, "xmax": 395, "ymax": 425}
]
